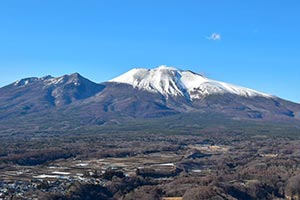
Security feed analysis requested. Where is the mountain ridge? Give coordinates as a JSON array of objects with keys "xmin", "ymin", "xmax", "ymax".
[{"xmin": 0, "ymin": 66, "xmax": 300, "ymax": 131}]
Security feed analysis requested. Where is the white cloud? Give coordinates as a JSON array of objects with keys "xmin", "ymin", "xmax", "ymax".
[{"xmin": 207, "ymin": 33, "xmax": 221, "ymax": 41}]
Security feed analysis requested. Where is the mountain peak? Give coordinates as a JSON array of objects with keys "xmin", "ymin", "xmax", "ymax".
[
  {"xmin": 155, "ymin": 65, "xmax": 178, "ymax": 71},
  {"xmin": 110, "ymin": 66, "xmax": 272, "ymax": 100},
  {"xmin": 41, "ymin": 73, "xmax": 86, "ymax": 87},
  {"xmin": 69, "ymin": 72, "xmax": 82, "ymax": 78}
]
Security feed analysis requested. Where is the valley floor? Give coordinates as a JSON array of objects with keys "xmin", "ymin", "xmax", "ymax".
[{"xmin": 1, "ymin": 131, "xmax": 300, "ymax": 199}]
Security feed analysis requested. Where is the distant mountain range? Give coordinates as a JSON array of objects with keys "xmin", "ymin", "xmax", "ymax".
[{"xmin": 1, "ymin": 66, "xmax": 300, "ymax": 133}]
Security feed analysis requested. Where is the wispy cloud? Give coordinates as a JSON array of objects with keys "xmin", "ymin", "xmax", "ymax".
[{"xmin": 207, "ymin": 33, "xmax": 221, "ymax": 41}]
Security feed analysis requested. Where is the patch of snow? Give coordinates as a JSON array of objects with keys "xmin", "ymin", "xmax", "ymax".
[
  {"xmin": 158, "ymin": 163, "xmax": 175, "ymax": 166},
  {"xmin": 44, "ymin": 77, "xmax": 65, "ymax": 86},
  {"xmin": 51, "ymin": 171, "xmax": 71, "ymax": 175},
  {"xmin": 76, "ymin": 163, "xmax": 89, "ymax": 167},
  {"xmin": 33, "ymin": 173, "xmax": 70, "ymax": 179},
  {"xmin": 192, "ymin": 169, "xmax": 202, "ymax": 173},
  {"xmin": 33, "ymin": 174, "xmax": 60, "ymax": 179},
  {"xmin": 14, "ymin": 78, "xmax": 38, "ymax": 87},
  {"xmin": 14, "ymin": 80, "xmax": 20, "ymax": 86},
  {"xmin": 73, "ymin": 81, "xmax": 80, "ymax": 86},
  {"xmin": 110, "ymin": 65, "xmax": 273, "ymax": 100}
]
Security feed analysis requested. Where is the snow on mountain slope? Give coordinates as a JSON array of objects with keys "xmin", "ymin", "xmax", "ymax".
[
  {"xmin": 110, "ymin": 65, "xmax": 273, "ymax": 100},
  {"xmin": 12, "ymin": 73, "xmax": 86, "ymax": 88}
]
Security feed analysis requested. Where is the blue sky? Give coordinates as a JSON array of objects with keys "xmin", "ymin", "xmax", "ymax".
[{"xmin": 0, "ymin": 1, "xmax": 299, "ymax": 102}]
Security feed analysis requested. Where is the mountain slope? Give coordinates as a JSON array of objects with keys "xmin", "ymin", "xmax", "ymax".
[{"xmin": 0, "ymin": 73, "xmax": 104, "ymax": 119}]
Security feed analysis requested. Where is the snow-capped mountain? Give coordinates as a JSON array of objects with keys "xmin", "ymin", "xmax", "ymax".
[
  {"xmin": 0, "ymin": 66, "xmax": 300, "ymax": 128},
  {"xmin": 110, "ymin": 65, "xmax": 272, "ymax": 100}
]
